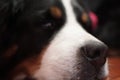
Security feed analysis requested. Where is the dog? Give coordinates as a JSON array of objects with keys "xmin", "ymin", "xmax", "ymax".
[{"xmin": 0, "ymin": 0, "xmax": 108, "ymax": 80}]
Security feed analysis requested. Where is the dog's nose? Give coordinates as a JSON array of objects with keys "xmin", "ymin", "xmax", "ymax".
[{"xmin": 81, "ymin": 41, "xmax": 108, "ymax": 68}]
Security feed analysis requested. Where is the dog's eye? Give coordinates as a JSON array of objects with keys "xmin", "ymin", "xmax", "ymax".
[
  {"xmin": 34, "ymin": 20, "xmax": 55, "ymax": 30},
  {"xmin": 40, "ymin": 22, "xmax": 53, "ymax": 29}
]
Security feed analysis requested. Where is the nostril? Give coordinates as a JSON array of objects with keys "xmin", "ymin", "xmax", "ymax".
[
  {"xmin": 88, "ymin": 49, "xmax": 101, "ymax": 59},
  {"xmin": 88, "ymin": 48, "xmax": 101, "ymax": 59},
  {"xmin": 81, "ymin": 47, "xmax": 105, "ymax": 60}
]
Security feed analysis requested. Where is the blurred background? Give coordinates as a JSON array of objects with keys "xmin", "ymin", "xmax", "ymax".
[{"xmin": 80, "ymin": 0, "xmax": 120, "ymax": 80}]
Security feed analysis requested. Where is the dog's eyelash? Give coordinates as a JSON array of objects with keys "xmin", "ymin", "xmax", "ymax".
[
  {"xmin": 41, "ymin": 22, "xmax": 53, "ymax": 29},
  {"xmin": 34, "ymin": 20, "xmax": 55, "ymax": 30}
]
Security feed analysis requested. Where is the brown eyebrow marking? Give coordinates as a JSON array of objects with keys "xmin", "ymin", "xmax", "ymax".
[
  {"xmin": 81, "ymin": 12, "xmax": 89, "ymax": 23},
  {"xmin": 50, "ymin": 6, "xmax": 62, "ymax": 19}
]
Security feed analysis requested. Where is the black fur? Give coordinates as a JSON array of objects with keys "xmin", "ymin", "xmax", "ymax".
[{"xmin": 0, "ymin": 0, "xmax": 66, "ymax": 79}]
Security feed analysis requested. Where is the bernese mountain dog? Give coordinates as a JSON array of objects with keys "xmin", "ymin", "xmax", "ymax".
[{"xmin": 0, "ymin": 0, "xmax": 108, "ymax": 80}]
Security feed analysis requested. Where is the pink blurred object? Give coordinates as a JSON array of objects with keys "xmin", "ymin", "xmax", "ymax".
[{"xmin": 89, "ymin": 12, "xmax": 98, "ymax": 30}]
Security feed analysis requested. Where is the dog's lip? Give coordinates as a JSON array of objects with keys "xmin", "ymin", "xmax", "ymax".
[{"xmin": 101, "ymin": 76, "xmax": 108, "ymax": 80}]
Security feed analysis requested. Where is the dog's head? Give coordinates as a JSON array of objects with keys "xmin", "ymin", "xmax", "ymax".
[{"xmin": 0, "ymin": 0, "xmax": 108, "ymax": 80}]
